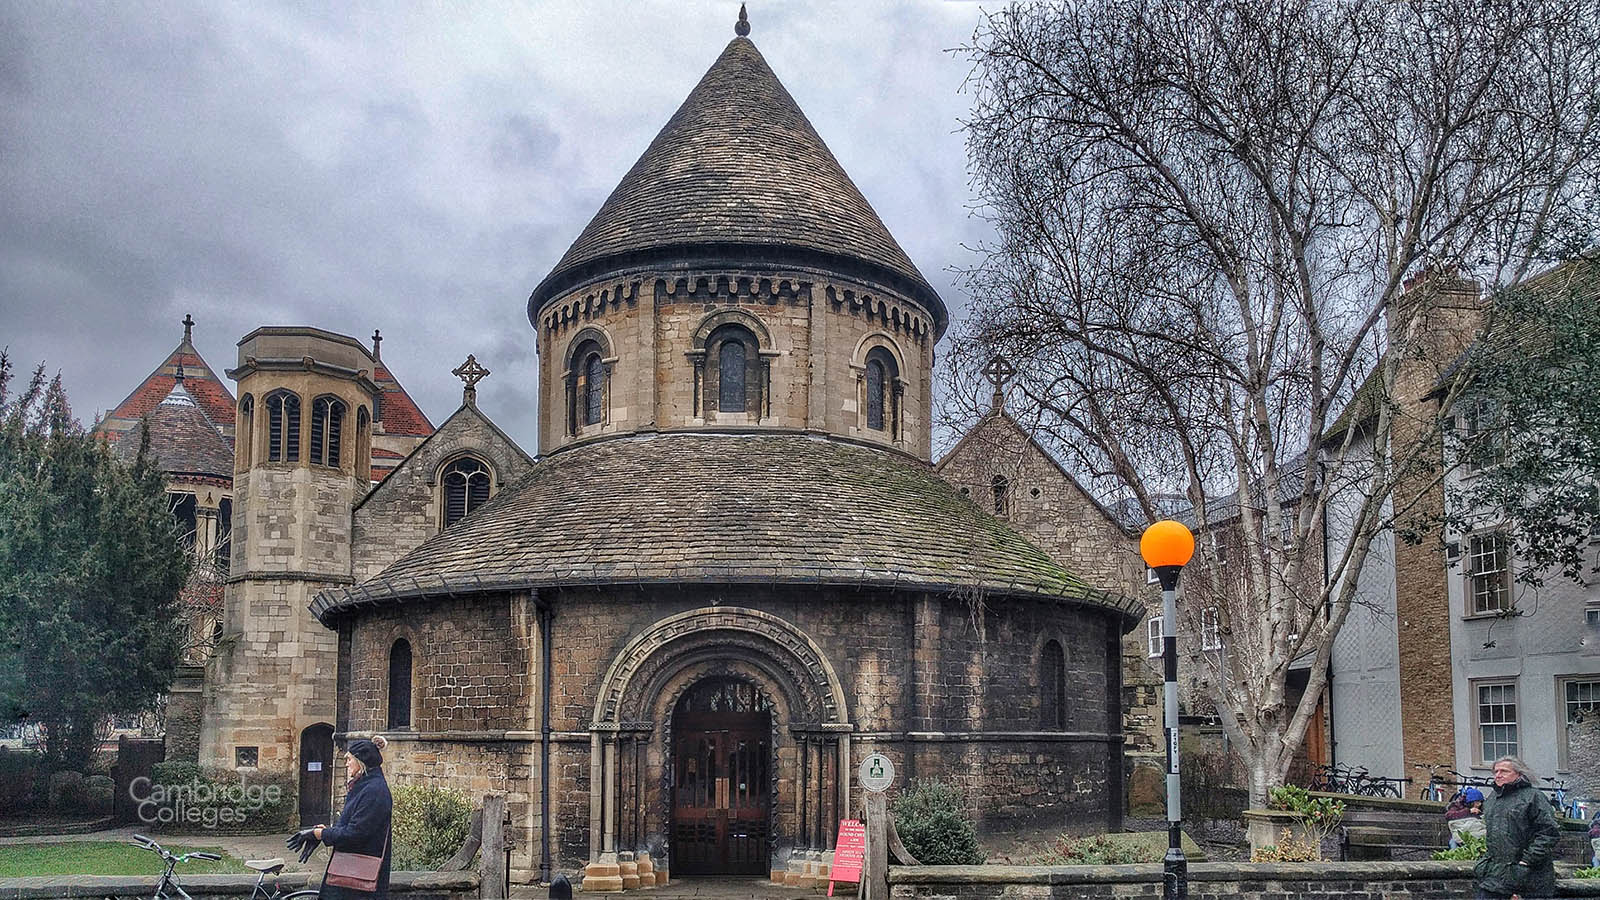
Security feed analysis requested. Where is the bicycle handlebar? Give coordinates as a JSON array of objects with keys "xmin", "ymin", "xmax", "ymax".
[{"xmin": 189, "ymin": 852, "xmax": 222, "ymax": 861}]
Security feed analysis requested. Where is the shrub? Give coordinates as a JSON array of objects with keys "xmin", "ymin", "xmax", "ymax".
[
  {"xmin": 1574, "ymin": 867, "xmax": 1600, "ymax": 879},
  {"xmin": 138, "ymin": 765, "xmax": 295, "ymax": 834},
  {"xmin": 392, "ymin": 784, "xmax": 474, "ymax": 871},
  {"xmin": 0, "ymin": 749, "xmax": 47, "ymax": 812},
  {"xmin": 1251, "ymin": 837, "xmax": 1320, "ymax": 862},
  {"xmin": 1030, "ymin": 834, "xmax": 1151, "ymax": 865},
  {"xmin": 892, "ymin": 779, "xmax": 984, "ymax": 866},
  {"xmin": 1265, "ymin": 784, "xmax": 1343, "ymax": 859},
  {"xmin": 1430, "ymin": 834, "xmax": 1486, "ymax": 860}
]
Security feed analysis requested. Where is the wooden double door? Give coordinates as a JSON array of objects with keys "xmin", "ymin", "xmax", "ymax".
[{"xmin": 671, "ymin": 681, "xmax": 772, "ymax": 875}]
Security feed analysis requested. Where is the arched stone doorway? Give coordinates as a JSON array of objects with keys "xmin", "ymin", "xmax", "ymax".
[
  {"xmin": 670, "ymin": 679, "xmax": 772, "ymax": 875},
  {"xmin": 298, "ymin": 722, "xmax": 334, "ymax": 827},
  {"xmin": 588, "ymin": 608, "xmax": 852, "ymax": 873}
]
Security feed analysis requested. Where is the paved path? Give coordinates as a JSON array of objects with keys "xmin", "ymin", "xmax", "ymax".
[{"xmin": 511, "ymin": 877, "xmax": 838, "ymax": 898}]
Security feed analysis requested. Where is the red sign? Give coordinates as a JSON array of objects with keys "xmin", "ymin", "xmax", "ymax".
[{"xmin": 828, "ymin": 819, "xmax": 865, "ymax": 897}]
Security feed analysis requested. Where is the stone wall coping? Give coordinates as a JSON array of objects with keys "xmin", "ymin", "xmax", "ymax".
[
  {"xmin": 0, "ymin": 870, "xmax": 476, "ymax": 899},
  {"xmin": 1240, "ymin": 808, "xmax": 1304, "ymax": 823},
  {"xmin": 887, "ymin": 860, "xmax": 1479, "ymax": 885}
]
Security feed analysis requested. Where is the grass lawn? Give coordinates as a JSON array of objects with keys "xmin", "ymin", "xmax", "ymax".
[{"xmin": 0, "ymin": 841, "xmax": 249, "ymax": 877}]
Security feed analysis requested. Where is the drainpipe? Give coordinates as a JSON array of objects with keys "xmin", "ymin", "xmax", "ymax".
[
  {"xmin": 1319, "ymin": 454, "xmax": 1337, "ymax": 767},
  {"xmin": 539, "ymin": 595, "xmax": 553, "ymax": 884}
]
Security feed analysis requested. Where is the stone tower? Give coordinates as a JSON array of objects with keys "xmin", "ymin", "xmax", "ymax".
[{"xmin": 200, "ymin": 327, "xmax": 380, "ymax": 814}]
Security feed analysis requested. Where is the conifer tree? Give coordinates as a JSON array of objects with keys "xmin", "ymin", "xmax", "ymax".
[{"xmin": 0, "ymin": 352, "xmax": 191, "ymax": 769}]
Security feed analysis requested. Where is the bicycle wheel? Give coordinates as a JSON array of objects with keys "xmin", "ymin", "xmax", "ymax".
[
  {"xmin": 281, "ymin": 891, "xmax": 321, "ymax": 899},
  {"xmin": 1374, "ymin": 782, "xmax": 1401, "ymax": 799}
]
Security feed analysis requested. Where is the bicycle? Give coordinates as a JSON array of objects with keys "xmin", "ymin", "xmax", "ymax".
[
  {"xmin": 1415, "ymin": 762, "xmax": 1453, "ymax": 801},
  {"xmin": 1542, "ymin": 777, "xmax": 1584, "ymax": 819},
  {"xmin": 244, "ymin": 854, "xmax": 321, "ymax": 900},
  {"xmin": 110, "ymin": 834, "xmax": 319, "ymax": 900},
  {"xmin": 113, "ymin": 833, "xmax": 222, "ymax": 900}
]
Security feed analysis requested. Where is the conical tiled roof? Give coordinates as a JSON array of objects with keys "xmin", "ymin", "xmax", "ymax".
[
  {"xmin": 99, "ymin": 316, "xmax": 236, "ymax": 449},
  {"xmin": 527, "ymin": 31, "xmax": 946, "ymax": 333},
  {"xmin": 109, "ymin": 379, "xmax": 235, "ymax": 480}
]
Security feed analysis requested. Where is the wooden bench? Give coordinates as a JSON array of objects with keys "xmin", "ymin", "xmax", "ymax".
[{"xmin": 1339, "ymin": 822, "xmax": 1451, "ymax": 860}]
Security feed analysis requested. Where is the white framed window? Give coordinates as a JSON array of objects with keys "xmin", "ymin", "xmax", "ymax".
[
  {"xmin": 1200, "ymin": 608, "xmax": 1222, "ymax": 650},
  {"xmin": 1587, "ymin": 606, "xmax": 1600, "ymax": 629},
  {"xmin": 1464, "ymin": 397, "xmax": 1507, "ymax": 472},
  {"xmin": 1147, "ymin": 616, "xmax": 1164, "ymax": 657},
  {"xmin": 1466, "ymin": 531, "xmax": 1512, "ymax": 615},
  {"xmin": 1559, "ymin": 676, "xmax": 1600, "ymax": 771},
  {"xmin": 1474, "ymin": 680, "xmax": 1519, "ymax": 765},
  {"xmin": 1212, "ymin": 533, "xmax": 1227, "ymax": 566}
]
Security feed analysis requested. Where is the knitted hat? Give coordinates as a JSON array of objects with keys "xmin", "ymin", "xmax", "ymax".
[{"xmin": 347, "ymin": 738, "xmax": 383, "ymax": 768}]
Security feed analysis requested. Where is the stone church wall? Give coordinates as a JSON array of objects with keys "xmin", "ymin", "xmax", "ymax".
[
  {"xmin": 351, "ymin": 408, "xmax": 535, "ymax": 583},
  {"xmin": 340, "ymin": 585, "xmax": 1125, "ymax": 872},
  {"xmin": 534, "ymin": 270, "xmax": 936, "ymax": 459}
]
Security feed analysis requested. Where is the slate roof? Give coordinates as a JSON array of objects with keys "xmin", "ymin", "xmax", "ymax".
[
  {"xmin": 312, "ymin": 432, "xmax": 1138, "ymax": 626},
  {"xmin": 99, "ymin": 330, "xmax": 236, "ymax": 447},
  {"xmin": 108, "ymin": 380, "xmax": 234, "ymax": 480},
  {"xmin": 526, "ymin": 31, "xmax": 946, "ymax": 334}
]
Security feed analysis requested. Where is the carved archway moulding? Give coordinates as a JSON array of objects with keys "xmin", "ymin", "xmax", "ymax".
[{"xmin": 591, "ymin": 607, "xmax": 849, "ymax": 729}]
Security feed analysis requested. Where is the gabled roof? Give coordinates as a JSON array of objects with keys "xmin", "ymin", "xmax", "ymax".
[
  {"xmin": 372, "ymin": 362, "xmax": 433, "ymax": 437},
  {"xmin": 108, "ymin": 380, "xmax": 234, "ymax": 480},
  {"xmin": 526, "ymin": 26, "xmax": 945, "ymax": 334},
  {"xmin": 99, "ymin": 321, "xmax": 236, "ymax": 447},
  {"xmin": 934, "ymin": 408, "xmax": 1136, "ymax": 537},
  {"xmin": 314, "ymin": 432, "xmax": 1139, "ymax": 627},
  {"xmin": 354, "ymin": 398, "xmax": 535, "ymax": 511}
]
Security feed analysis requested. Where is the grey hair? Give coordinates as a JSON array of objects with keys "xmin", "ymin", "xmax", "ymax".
[{"xmin": 1493, "ymin": 755, "xmax": 1535, "ymax": 783}]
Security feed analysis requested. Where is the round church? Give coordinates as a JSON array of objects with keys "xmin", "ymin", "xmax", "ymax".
[{"xmin": 309, "ymin": 13, "xmax": 1139, "ymax": 884}]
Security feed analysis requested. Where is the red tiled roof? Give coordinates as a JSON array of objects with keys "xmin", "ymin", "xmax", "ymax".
[
  {"xmin": 100, "ymin": 338, "xmax": 236, "ymax": 444},
  {"xmin": 373, "ymin": 363, "xmax": 433, "ymax": 437},
  {"xmin": 372, "ymin": 447, "xmax": 406, "ymax": 459},
  {"xmin": 108, "ymin": 382, "xmax": 235, "ymax": 479}
]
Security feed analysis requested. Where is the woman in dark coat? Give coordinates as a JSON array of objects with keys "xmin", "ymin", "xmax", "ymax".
[
  {"xmin": 1474, "ymin": 755, "xmax": 1559, "ymax": 900},
  {"xmin": 313, "ymin": 737, "xmax": 393, "ymax": 900}
]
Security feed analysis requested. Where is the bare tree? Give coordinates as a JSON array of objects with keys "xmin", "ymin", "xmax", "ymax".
[{"xmin": 951, "ymin": 0, "xmax": 1599, "ymax": 805}]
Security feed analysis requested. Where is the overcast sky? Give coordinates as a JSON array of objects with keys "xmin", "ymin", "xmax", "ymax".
[{"xmin": 1, "ymin": 1, "xmax": 994, "ymax": 451}]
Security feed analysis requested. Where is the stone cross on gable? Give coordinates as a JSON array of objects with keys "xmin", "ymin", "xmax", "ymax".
[
  {"xmin": 182, "ymin": 313, "xmax": 195, "ymax": 344},
  {"xmin": 452, "ymin": 354, "xmax": 490, "ymax": 407},
  {"xmin": 983, "ymin": 355, "xmax": 1016, "ymax": 411}
]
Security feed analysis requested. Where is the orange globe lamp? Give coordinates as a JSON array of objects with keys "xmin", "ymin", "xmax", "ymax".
[{"xmin": 1140, "ymin": 520, "xmax": 1195, "ymax": 569}]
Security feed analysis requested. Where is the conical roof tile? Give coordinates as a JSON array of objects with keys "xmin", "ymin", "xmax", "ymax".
[{"xmin": 528, "ymin": 34, "xmax": 945, "ymax": 332}]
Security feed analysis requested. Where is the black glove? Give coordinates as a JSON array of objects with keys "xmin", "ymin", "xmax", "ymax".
[
  {"xmin": 297, "ymin": 837, "xmax": 319, "ymax": 865},
  {"xmin": 286, "ymin": 828, "xmax": 321, "ymax": 864}
]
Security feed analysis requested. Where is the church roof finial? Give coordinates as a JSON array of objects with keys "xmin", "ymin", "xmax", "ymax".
[
  {"xmin": 982, "ymin": 354, "xmax": 1016, "ymax": 412},
  {"xmin": 452, "ymin": 354, "xmax": 490, "ymax": 408},
  {"xmin": 735, "ymin": 3, "xmax": 750, "ymax": 37},
  {"xmin": 182, "ymin": 313, "xmax": 195, "ymax": 344},
  {"xmin": 371, "ymin": 329, "xmax": 383, "ymax": 360}
]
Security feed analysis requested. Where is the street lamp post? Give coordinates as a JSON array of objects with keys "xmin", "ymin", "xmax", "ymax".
[{"xmin": 1140, "ymin": 520, "xmax": 1195, "ymax": 900}]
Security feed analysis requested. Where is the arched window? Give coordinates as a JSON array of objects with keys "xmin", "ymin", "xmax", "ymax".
[
  {"xmin": 706, "ymin": 324, "xmax": 758, "ymax": 416},
  {"xmin": 583, "ymin": 351, "xmax": 605, "ymax": 426},
  {"xmin": 1040, "ymin": 640, "xmax": 1066, "ymax": 730},
  {"xmin": 566, "ymin": 336, "xmax": 610, "ymax": 434},
  {"xmin": 309, "ymin": 396, "xmax": 346, "ymax": 467},
  {"xmin": 387, "ymin": 638, "xmax": 412, "ymax": 729},
  {"xmin": 992, "ymin": 474, "xmax": 1010, "ymax": 516},
  {"xmin": 265, "ymin": 391, "xmax": 300, "ymax": 462},
  {"xmin": 441, "ymin": 457, "xmax": 492, "ymax": 527},
  {"xmin": 718, "ymin": 339, "xmax": 746, "ymax": 412},
  {"xmin": 863, "ymin": 347, "xmax": 900, "ymax": 434},
  {"xmin": 237, "ymin": 395, "xmax": 254, "ymax": 468},
  {"xmin": 356, "ymin": 406, "xmax": 371, "ymax": 479}
]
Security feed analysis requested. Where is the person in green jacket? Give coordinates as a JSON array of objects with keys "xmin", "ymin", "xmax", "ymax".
[{"xmin": 1474, "ymin": 756, "xmax": 1561, "ymax": 899}]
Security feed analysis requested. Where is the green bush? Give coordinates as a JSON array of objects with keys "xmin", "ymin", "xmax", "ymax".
[
  {"xmin": 1031, "ymin": 834, "xmax": 1149, "ymax": 865},
  {"xmin": 892, "ymin": 779, "xmax": 984, "ymax": 866},
  {"xmin": 391, "ymin": 784, "xmax": 474, "ymax": 871},
  {"xmin": 137, "ymin": 766, "xmax": 294, "ymax": 834},
  {"xmin": 1430, "ymin": 834, "xmax": 1486, "ymax": 860},
  {"xmin": 1574, "ymin": 867, "xmax": 1600, "ymax": 879},
  {"xmin": 0, "ymin": 749, "xmax": 47, "ymax": 811}
]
